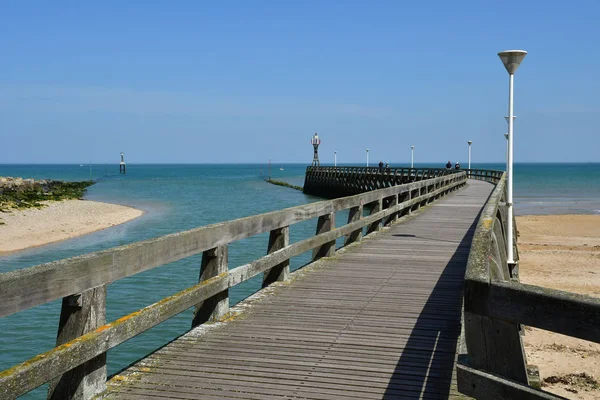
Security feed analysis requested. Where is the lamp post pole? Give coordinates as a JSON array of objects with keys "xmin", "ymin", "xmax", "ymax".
[
  {"xmin": 410, "ymin": 146, "xmax": 414, "ymax": 168},
  {"xmin": 366, "ymin": 149, "xmax": 369, "ymax": 167},
  {"xmin": 504, "ymin": 133, "xmax": 509, "ymax": 174},
  {"xmin": 498, "ymin": 50, "xmax": 527, "ymax": 265},
  {"xmin": 467, "ymin": 141, "xmax": 472, "ymax": 170},
  {"xmin": 334, "ymin": 151, "xmax": 337, "ymax": 167}
]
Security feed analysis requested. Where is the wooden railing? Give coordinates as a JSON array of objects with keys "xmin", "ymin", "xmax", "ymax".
[
  {"xmin": 303, "ymin": 166, "xmax": 461, "ymax": 198},
  {"xmin": 0, "ymin": 172, "xmax": 467, "ymax": 400},
  {"xmin": 465, "ymin": 168, "xmax": 505, "ymax": 183},
  {"xmin": 457, "ymin": 172, "xmax": 600, "ymax": 399}
]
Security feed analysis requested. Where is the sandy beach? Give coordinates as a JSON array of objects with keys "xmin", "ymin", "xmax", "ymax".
[
  {"xmin": 0, "ymin": 200, "xmax": 143, "ymax": 254},
  {"xmin": 517, "ymin": 215, "xmax": 600, "ymax": 398}
]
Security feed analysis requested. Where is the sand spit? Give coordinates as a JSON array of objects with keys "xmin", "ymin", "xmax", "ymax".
[{"xmin": 0, "ymin": 200, "xmax": 143, "ymax": 254}]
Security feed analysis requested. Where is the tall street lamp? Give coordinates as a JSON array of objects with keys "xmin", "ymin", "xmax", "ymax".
[
  {"xmin": 411, "ymin": 146, "xmax": 415, "ymax": 168},
  {"xmin": 467, "ymin": 141, "xmax": 473, "ymax": 170},
  {"xmin": 498, "ymin": 49, "xmax": 527, "ymax": 265},
  {"xmin": 334, "ymin": 151, "xmax": 337, "ymax": 167},
  {"xmin": 366, "ymin": 149, "xmax": 369, "ymax": 167}
]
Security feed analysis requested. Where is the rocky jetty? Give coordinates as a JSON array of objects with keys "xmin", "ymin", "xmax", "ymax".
[{"xmin": 0, "ymin": 177, "xmax": 94, "ymax": 212}]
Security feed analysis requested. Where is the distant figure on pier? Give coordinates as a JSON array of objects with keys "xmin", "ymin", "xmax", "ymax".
[
  {"xmin": 378, "ymin": 161, "xmax": 384, "ymax": 171},
  {"xmin": 455, "ymin": 162, "xmax": 461, "ymax": 169},
  {"xmin": 446, "ymin": 160, "xmax": 452, "ymax": 170}
]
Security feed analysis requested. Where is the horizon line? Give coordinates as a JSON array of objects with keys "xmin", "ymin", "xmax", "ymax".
[{"xmin": 1, "ymin": 161, "xmax": 599, "ymax": 166}]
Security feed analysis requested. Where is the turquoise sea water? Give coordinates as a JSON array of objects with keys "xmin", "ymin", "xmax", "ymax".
[{"xmin": 1, "ymin": 162, "xmax": 599, "ymax": 398}]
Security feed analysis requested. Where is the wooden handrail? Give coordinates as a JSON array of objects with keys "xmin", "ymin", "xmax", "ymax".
[
  {"xmin": 0, "ymin": 171, "xmax": 467, "ymax": 399},
  {"xmin": 459, "ymin": 171, "xmax": 600, "ymax": 399},
  {"xmin": 0, "ymin": 173, "xmax": 457, "ymax": 319}
]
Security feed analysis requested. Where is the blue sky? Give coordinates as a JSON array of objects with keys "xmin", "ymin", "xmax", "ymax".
[{"xmin": 1, "ymin": 1, "xmax": 598, "ymax": 164}]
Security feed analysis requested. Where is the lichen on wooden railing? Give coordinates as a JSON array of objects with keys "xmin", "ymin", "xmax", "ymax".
[{"xmin": 0, "ymin": 171, "xmax": 468, "ymax": 400}]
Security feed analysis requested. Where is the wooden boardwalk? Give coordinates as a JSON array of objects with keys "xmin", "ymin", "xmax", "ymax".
[{"xmin": 103, "ymin": 180, "xmax": 494, "ymax": 400}]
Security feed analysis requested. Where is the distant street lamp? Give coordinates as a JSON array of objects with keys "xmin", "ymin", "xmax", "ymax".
[
  {"xmin": 334, "ymin": 151, "xmax": 337, "ymax": 167},
  {"xmin": 467, "ymin": 141, "xmax": 473, "ymax": 170},
  {"xmin": 366, "ymin": 148, "xmax": 369, "ymax": 167},
  {"xmin": 498, "ymin": 49, "xmax": 527, "ymax": 265},
  {"xmin": 411, "ymin": 146, "xmax": 415, "ymax": 168}
]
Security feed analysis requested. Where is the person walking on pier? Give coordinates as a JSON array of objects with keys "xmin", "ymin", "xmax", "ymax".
[
  {"xmin": 446, "ymin": 160, "xmax": 452, "ymax": 170},
  {"xmin": 378, "ymin": 160, "xmax": 384, "ymax": 171},
  {"xmin": 455, "ymin": 162, "xmax": 461, "ymax": 169}
]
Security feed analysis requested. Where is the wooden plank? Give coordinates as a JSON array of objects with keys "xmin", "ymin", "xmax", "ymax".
[
  {"xmin": 456, "ymin": 364, "xmax": 565, "ymax": 400},
  {"xmin": 466, "ymin": 279, "xmax": 600, "ymax": 343}
]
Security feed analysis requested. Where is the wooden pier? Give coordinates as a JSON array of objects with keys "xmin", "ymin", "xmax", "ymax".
[
  {"xmin": 103, "ymin": 179, "xmax": 492, "ymax": 399},
  {"xmin": 1, "ymin": 168, "xmax": 599, "ymax": 400},
  {"xmin": 303, "ymin": 166, "xmax": 460, "ymax": 198}
]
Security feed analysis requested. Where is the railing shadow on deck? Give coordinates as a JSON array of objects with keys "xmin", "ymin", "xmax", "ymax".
[{"xmin": 383, "ymin": 209, "xmax": 482, "ymax": 399}]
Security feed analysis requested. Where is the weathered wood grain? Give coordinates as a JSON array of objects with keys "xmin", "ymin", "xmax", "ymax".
[
  {"xmin": 312, "ymin": 212, "xmax": 336, "ymax": 261},
  {"xmin": 0, "ymin": 274, "xmax": 229, "ymax": 399},
  {"xmin": 467, "ymin": 280, "xmax": 600, "ymax": 343},
  {"xmin": 48, "ymin": 286, "xmax": 107, "ymax": 400},
  {"xmin": 192, "ymin": 246, "xmax": 229, "ymax": 326},
  {"xmin": 457, "ymin": 364, "xmax": 564, "ymax": 400},
  {"xmin": 262, "ymin": 226, "xmax": 290, "ymax": 287},
  {"xmin": 344, "ymin": 204, "xmax": 363, "ymax": 245}
]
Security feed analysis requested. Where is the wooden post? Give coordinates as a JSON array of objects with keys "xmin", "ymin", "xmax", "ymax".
[
  {"xmin": 345, "ymin": 204, "xmax": 363, "ymax": 245},
  {"xmin": 48, "ymin": 286, "xmax": 107, "ymax": 400},
  {"xmin": 464, "ymin": 312, "xmax": 530, "ymax": 385},
  {"xmin": 399, "ymin": 190, "xmax": 411, "ymax": 217},
  {"xmin": 384, "ymin": 194, "xmax": 398, "ymax": 226},
  {"xmin": 410, "ymin": 189, "xmax": 420, "ymax": 212},
  {"xmin": 312, "ymin": 212, "xmax": 335, "ymax": 261},
  {"xmin": 420, "ymin": 185, "xmax": 429, "ymax": 207},
  {"xmin": 366, "ymin": 199, "xmax": 382, "ymax": 234},
  {"xmin": 192, "ymin": 245, "xmax": 229, "ymax": 327},
  {"xmin": 262, "ymin": 226, "xmax": 290, "ymax": 287}
]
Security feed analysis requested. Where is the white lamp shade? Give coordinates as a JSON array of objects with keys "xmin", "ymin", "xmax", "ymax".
[{"xmin": 498, "ymin": 50, "xmax": 527, "ymax": 74}]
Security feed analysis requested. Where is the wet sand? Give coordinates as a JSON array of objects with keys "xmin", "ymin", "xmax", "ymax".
[
  {"xmin": 517, "ymin": 215, "xmax": 600, "ymax": 398},
  {"xmin": 0, "ymin": 200, "xmax": 143, "ymax": 254}
]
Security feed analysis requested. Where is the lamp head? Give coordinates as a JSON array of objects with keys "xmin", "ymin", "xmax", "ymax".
[
  {"xmin": 498, "ymin": 50, "xmax": 527, "ymax": 74},
  {"xmin": 504, "ymin": 133, "xmax": 509, "ymax": 139},
  {"xmin": 411, "ymin": 146, "xmax": 415, "ymax": 150},
  {"xmin": 467, "ymin": 141, "xmax": 473, "ymax": 145}
]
